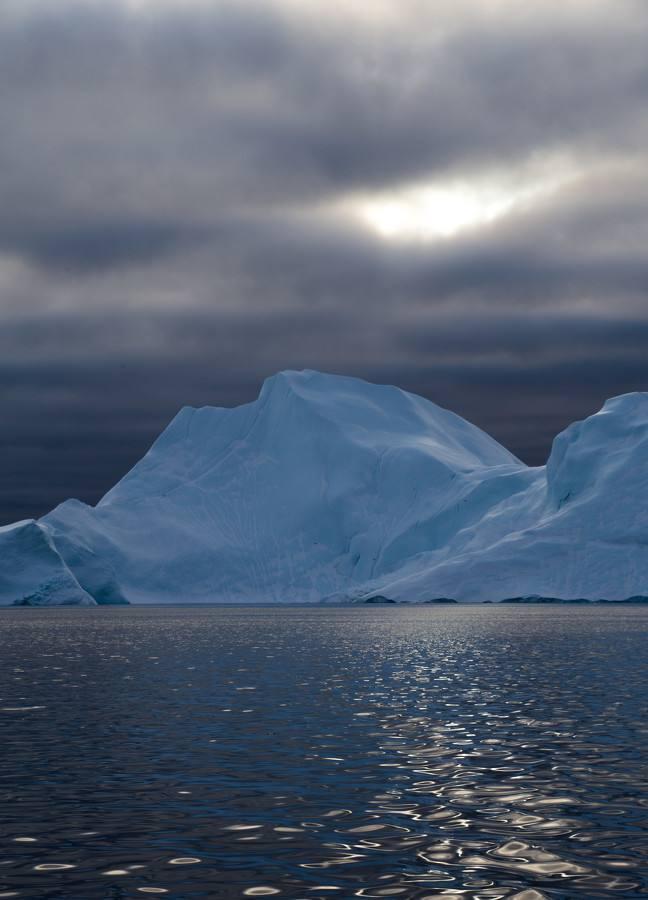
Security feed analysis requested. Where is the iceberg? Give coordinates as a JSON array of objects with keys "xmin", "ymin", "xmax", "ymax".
[
  {"xmin": 0, "ymin": 519, "xmax": 95, "ymax": 606},
  {"xmin": 2, "ymin": 370, "xmax": 648, "ymax": 605}
]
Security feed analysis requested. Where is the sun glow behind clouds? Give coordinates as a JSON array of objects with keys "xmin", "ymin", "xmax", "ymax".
[{"xmin": 355, "ymin": 160, "xmax": 578, "ymax": 241}]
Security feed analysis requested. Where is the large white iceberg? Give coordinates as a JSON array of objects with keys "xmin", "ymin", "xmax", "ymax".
[{"xmin": 2, "ymin": 370, "xmax": 648, "ymax": 605}]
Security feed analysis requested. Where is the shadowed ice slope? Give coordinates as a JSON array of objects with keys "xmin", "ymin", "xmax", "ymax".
[
  {"xmin": 0, "ymin": 519, "xmax": 95, "ymax": 606},
  {"xmin": 2, "ymin": 370, "xmax": 648, "ymax": 604}
]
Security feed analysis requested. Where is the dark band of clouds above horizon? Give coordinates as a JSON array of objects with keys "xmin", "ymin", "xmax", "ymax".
[{"xmin": 2, "ymin": 0, "xmax": 648, "ymax": 522}]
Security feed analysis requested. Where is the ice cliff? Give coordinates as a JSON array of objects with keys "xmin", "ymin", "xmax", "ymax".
[{"xmin": 2, "ymin": 370, "xmax": 648, "ymax": 605}]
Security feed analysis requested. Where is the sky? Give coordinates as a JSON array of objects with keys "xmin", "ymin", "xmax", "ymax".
[{"xmin": 2, "ymin": 0, "xmax": 648, "ymax": 522}]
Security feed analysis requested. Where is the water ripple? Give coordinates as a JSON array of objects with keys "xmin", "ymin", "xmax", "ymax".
[{"xmin": 0, "ymin": 604, "xmax": 646, "ymax": 898}]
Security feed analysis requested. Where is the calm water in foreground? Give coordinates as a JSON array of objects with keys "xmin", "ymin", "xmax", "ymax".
[{"xmin": 0, "ymin": 605, "xmax": 647, "ymax": 900}]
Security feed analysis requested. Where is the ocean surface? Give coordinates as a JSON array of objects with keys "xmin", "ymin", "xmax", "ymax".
[{"xmin": 1, "ymin": 605, "xmax": 647, "ymax": 899}]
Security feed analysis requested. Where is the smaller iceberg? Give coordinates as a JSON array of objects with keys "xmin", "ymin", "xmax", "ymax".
[{"xmin": 0, "ymin": 520, "xmax": 95, "ymax": 606}]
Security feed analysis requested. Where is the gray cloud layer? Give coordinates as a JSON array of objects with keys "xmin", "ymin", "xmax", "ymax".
[{"xmin": 1, "ymin": 0, "xmax": 648, "ymax": 520}]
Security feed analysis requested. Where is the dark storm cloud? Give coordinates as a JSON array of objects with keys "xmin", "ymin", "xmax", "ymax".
[
  {"xmin": 2, "ymin": 1, "xmax": 647, "ymax": 224},
  {"xmin": 1, "ymin": 0, "xmax": 648, "ymax": 520},
  {"xmin": 0, "ymin": 219, "xmax": 211, "ymax": 272}
]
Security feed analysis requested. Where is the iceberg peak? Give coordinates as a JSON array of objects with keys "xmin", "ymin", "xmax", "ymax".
[{"xmin": 546, "ymin": 390, "xmax": 648, "ymax": 509}]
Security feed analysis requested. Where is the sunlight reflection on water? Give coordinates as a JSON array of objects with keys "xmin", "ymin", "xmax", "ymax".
[{"xmin": 0, "ymin": 604, "xmax": 647, "ymax": 898}]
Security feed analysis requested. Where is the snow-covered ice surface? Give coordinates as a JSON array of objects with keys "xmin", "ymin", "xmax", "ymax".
[{"xmin": 2, "ymin": 369, "xmax": 648, "ymax": 605}]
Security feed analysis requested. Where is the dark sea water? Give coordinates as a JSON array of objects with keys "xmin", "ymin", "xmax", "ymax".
[{"xmin": 1, "ymin": 605, "xmax": 647, "ymax": 900}]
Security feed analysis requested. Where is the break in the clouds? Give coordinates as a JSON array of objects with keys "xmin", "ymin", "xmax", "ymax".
[{"xmin": 1, "ymin": 0, "xmax": 648, "ymax": 520}]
